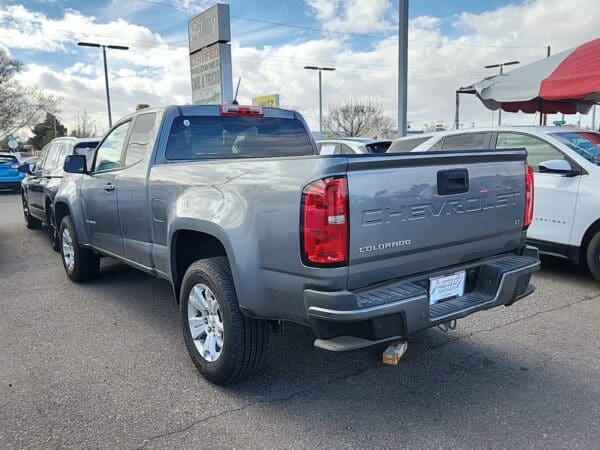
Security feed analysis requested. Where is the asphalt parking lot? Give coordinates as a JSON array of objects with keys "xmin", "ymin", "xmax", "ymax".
[{"xmin": 1, "ymin": 190, "xmax": 599, "ymax": 449}]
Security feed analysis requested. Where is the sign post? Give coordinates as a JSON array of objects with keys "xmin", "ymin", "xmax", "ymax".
[
  {"xmin": 188, "ymin": 3, "xmax": 233, "ymax": 104},
  {"xmin": 7, "ymin": 136, "xmax": 18, "ymax": 150}
]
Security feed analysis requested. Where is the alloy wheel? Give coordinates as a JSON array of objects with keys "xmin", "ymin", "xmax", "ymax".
[
  {"xmin": 62, "ymin": 228, "xmax": 75, "ymax": 272},
  {"xmin": 187, "ymin": 283, "xmax": 224, "ymax": 362}
]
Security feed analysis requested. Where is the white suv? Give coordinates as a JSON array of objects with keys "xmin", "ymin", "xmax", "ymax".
[{"xmin": 389, "ymin": 127, "xmax": 600, "ymax": 281}]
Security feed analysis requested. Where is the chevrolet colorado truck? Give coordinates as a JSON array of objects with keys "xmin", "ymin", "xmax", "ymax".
[{"xmin": 54, "ymin": 104, "xmax": 540, "ymax": 384}]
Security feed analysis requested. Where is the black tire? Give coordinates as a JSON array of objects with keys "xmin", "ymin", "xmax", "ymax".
[
  {"xmin": 47, "ymin": 205, "xmax": 60, "ymax": 252},
  {"xmin": 22, "ymin": 194, "xmax": 42, "ymax": 230},
  {"xmin": 180, "ymin": 257, "xmax": 270, "ymax": 384},
  {"xmin": 59, "ymin": 215, "xmax": 100, "ymax": 282},
  {"xmin": 586, "ymin": 231, "xmax": 600, "ymax": 282}
]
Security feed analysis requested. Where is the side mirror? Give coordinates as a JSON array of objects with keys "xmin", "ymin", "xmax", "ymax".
[
  {"xmin": 18, "ymin": 163, "xmax": 32, "ymax": 175},
  {"xmin": 63, "ymin": 154, "xmax": 87, "ymax": 174},
  {"xmin": 538, "ymin": 159, "xmax": 579, "ymax": 177}
]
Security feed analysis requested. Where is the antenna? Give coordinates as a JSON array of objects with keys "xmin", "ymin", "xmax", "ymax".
[{"xmin": 232, "ymin": 78, "xmax": 241, "ymax": 105}]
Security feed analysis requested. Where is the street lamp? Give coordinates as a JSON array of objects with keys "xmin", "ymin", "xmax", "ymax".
[
  {"xmin": 78, "ymin": 42, "xmax": 129, "ymax": 128},
  {"xmin": 304, "ymin": 66, "xmax": 335, "ymax": 136},
  {"xmin": 484, "ymin": 60, "xmax": 520, "ymax": 126}
]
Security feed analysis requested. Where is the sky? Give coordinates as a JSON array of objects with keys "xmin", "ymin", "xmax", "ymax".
[{"xmin": 1, "ymin": 0, "xmax": 599, "ymax": 135}]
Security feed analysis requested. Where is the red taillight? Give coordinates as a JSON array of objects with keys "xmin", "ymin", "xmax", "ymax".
[
  {"xmin": 524, "ymin": 164, "xmax": 534, "ymax": 229},
  {"xmin": 301, "ymin": 177, "xmax": 348, "ymax": 266},
  {"xmin": 219, "ymin": 104, "xmax": 264, "ymax": 116}
]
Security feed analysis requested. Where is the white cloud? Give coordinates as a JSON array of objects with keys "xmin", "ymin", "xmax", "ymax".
[
  {"xmin": 3, "ymin": 0, "xmax": 600, "ymax": 135},
  {"xmin": 305, "ymin": 0, "xmax": 396, "ymax": 33}
]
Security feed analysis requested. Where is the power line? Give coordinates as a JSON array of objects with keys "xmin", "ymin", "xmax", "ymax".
[
  {"xmin": 4, "ymin": 25, "xmax": 487, "ymax": 78},
  {"xmin": 135, "ymin": 0, "xmax": 546, "ymax": 49}
]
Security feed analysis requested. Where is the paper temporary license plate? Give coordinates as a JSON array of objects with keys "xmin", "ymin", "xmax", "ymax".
[{"xmin": 429, "ymin": 270, "xmax": 466, "ymax": 305}]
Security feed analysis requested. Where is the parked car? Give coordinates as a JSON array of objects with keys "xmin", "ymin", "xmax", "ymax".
[
  {"xmin": 20, "ymin": 137, "xmax": 99, "ymax": 250},
  {"xmin": 0, "ymin": 152, "xmax": 25, "ymax": 191},
  {"xmin": 54, "ymin": 104, "xmax": 539, "ymax": 384},
  {"xmin": 316, "ymin": 138, "xmax": 392, "ymax": 155},
  {"xmin": 390, "ymin": 126, "xmax": 600, "ymax": 281}
]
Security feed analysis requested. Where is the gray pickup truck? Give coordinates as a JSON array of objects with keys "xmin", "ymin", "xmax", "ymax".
[{"xmin": 54, "ymin": 104, "xmax": 540, "ymax": 384}]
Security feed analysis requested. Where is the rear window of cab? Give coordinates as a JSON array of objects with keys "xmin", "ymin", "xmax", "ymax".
[{"xmin": 165, "ymin": 116, "xmax": 314, "ymax": 160}]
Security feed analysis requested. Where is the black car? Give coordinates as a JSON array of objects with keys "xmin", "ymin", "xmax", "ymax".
[{"xmin": 21, "ymin": 137, "xmax": 99, "ymax": 250}]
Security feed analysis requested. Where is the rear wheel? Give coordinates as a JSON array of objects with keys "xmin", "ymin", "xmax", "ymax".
[
  {"xmin": 585, "ymin": 231, "xmax": 600, "ymax": 283},
  {"xmin": 22, "ymin": 194, "xmax": 41, "ymax": 230},
  {"xmin": 180, "ymin": 257, "xmax": 270, "ymax": 384},
  {"xmin": 59, "ymin": 215, "xmax": 100, "ymax": 282}
]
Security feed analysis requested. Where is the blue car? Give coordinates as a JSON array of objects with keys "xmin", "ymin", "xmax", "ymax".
[{"xmin": 0, "ymin": 152, "xmax": 25, "ymax": 191}]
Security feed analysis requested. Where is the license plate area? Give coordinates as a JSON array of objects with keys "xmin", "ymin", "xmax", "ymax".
[{"xmin": 429, "ymin": 270, "xmax": 466, "ymax": 305}]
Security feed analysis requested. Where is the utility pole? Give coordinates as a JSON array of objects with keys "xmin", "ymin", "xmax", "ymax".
[
  {"xmin": 397, "ymin": 0, "xmax": 409, "ymax": 137},
  {"xmin": 304, "ymin": 66, "xmax": 335, "ymax": 136},
  {"xmin": 485, "ymin": 60, "xmax": 520, "ymax": 126},
  {"xmin": 542, "ymin": 46, "xmax": 551, "ymax": 126},
  {"xmin": 78, "ymin": 42, "xmax": 129, "ymax": 128}
]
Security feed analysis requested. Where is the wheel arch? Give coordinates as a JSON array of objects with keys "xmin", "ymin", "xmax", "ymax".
[
  {"xmin": 54, "ymin": 201, "xmax": 71, "ymax": 229},
  {"xmin": 170, "ymin": 228, "xmax": 230, "ymax": 303},
  {"xmin": 45, "ymin": 194, "xmax": 54, "ymax": 222},
  {"xmin": 579, "ymin": 218, "xmax": 600, "ymax": 265}
]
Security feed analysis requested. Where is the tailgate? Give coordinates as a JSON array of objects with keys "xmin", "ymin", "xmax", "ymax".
[{"xmin": 346, "ymin": 150, "xmax": 528, "ymax": 289}]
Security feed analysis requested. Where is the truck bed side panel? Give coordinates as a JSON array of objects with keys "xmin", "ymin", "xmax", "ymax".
[{"xmin": 148, "ymin": 156, "xmax": 349, "ymax": 323}]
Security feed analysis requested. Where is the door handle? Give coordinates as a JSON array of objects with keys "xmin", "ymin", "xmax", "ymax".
[{"xmin": 103, "ymin": 183, "xmax": 115, "ymax": 192}]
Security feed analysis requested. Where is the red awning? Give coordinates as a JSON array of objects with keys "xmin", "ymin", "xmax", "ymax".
[{"xmin": 465, "ymin": 37, "xmax": 600, "ymax": 114}]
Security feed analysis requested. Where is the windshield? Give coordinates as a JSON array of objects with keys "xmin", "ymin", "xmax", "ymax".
[{"xmin": 551, "ymin": 131, "xmax": 600, "ymax": 164}]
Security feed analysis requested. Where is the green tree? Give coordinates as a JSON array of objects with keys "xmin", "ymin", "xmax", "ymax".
[{"xmin": 29, "ymin": 113, "xmax": 67, "ymax": 150}]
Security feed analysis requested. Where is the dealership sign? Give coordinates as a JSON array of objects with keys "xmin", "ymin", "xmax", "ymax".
[
  {"xmin": 188, "ymin": 3, "xmax": 232, "ymax": 104},
  {"xmin": 190, "ymin": 44, "xmax": 232, "ymax": 104},
  {"xmin": 252, "ymin": 94, "xmax": 280, "ymax": 108}
]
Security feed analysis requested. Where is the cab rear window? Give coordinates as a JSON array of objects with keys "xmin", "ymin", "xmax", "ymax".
[
  {"xmin": 0, "ymin": 156, "xmax": 18, "ymax": 166},
  {"xmin": 165, "ymin": 116, "xmax": 314, "ymax": 160}
]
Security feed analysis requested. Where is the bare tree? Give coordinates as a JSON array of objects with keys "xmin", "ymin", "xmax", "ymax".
[
  {"xmin": 324, "ymin": 98, "xmax": 395, "ymax": 137},
  {"xmin": 70, "ymin": 110, "xmax": 101, "ymax": 138},
  {"xmin": 0, "ymin": 48, "xmax": 58, "ymax": 140}
]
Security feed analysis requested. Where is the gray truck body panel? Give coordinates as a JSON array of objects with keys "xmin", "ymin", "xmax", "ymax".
[{"xmin": 55, "ymin": 104, "xmax": 538, "ymax": 346}]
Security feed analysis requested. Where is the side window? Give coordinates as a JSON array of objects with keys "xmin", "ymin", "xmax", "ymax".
[
  {"xmin": 42, "ymin": 144, "xmax": 61, "ymax": 170},
  {"xmin": 94, "ymin": 121, "xmax": 131, "ymax": 172},
  {"xmin": 428, "ymin": 138, "xmax": 443, "ymax": 151},
  {"xmin": 319, "ymin": 143, "xmax": 338, "ymax": 155},
  {"xmin": 388, "ymin": 137, "xmax": 430, "ymax": 153},
  {"xmin": 34, "ymin": 145, "xmax": 50, "ymax": 171},
  {"xmin": 338, "ymin": 144, "xmax": 356, "ymax": 155},
  {"xmin": 439, "ymin": 133, "xmax": 491, "ymax": 151},
  {"xmin": 495, "ymin": 133, "xmax": 569, "ymax": 172},
  {"xmin": 125, "ymin": 113, "xmax": 157, "ymax": 166},
  {"xmin": 54, "ymin": 144, "xmax": 71, "ymax": 169}
]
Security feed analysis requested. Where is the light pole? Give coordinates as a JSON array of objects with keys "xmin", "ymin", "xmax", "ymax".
[
  {"xmin": 304, "ymin": 66, "xmax": 335, "ymax": 136},
  {"xmin": 78, "ymin": 42, "xmax": 129, "ymax": 128},
  {"xmin": 398, "ymin": 0, "xmax": 408, "ymax": 137},
  {"xmin": 484, "ymin": 60, "xmax": 520, "ymax": 126}
]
